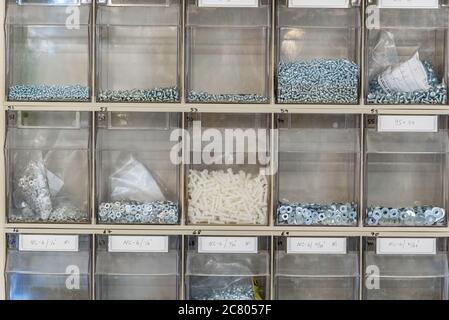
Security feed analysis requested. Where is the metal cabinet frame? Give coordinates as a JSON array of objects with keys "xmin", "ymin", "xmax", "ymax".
[{"xmin": 1, "ymin": 0, "xmax": 449, "ymax": 300}]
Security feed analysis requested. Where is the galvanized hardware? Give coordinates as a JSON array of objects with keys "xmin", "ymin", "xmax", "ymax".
[
  {"xmin": 277, "ymin": 58, "xmax": 359, "ymax": 104},
  {"xmin": 365, "ymin": 206, "xmax": 446, "ymax": 226},
  {"xmin": 277, "ymin": 202, "xmax": 358, "ymax": 226},
  {"xmin": 367, "ymin": 61, "xmax": 447, "ymax": 105},
  {"xmin": 98, "ymin": 200, "xmax": 179, "ymax": 224}
]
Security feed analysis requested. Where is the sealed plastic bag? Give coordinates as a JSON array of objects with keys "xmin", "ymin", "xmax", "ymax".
[
  {"xmin": 14, "ymin": 151, "xmax": 53, "ymax": 221},
  {"xmin": 378, "ymin": 52, "xmax": 430, "ymax": 93},
  {"xmin": 368, "ymin": 31, "xmax": 399, "ymax": 81},
  {"xmin": 367, "ymin": 31, "xmax": 446, "ymax": 104},
  {"xmin": 110, "ymin": 156, "xmax": 165, "ymax": 202}
]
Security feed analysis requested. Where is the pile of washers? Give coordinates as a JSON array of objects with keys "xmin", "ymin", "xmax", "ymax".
[
  {"xmin": 365, "ymin": 206, "xmax": 446, "ymax": 226},
  {"xmin": 98, "ymin": 200, "xmax": 179, "ymax": 224},
  {"xmin": 277, "ymin": 202, "xmax": 358, "ymax": 226}
]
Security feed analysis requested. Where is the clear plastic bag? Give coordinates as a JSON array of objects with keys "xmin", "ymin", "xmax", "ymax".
[
  {"xmin": 367, "ymin": 31, "xmax": 446, "ymax": 104},
  {"xmin": 368, "ymin": 31, "xmax": 399, "ymax": 80},
  {"xmin": 10, "ymin": 126, "xmax": 89, "ymax": 223},
  {"xmin": 13, "ymin": 151, "xmax": 52, "ymax": 221},
  {"xmin": 110, "ymin": 156, "xmax": 165, "ymax": 203}
]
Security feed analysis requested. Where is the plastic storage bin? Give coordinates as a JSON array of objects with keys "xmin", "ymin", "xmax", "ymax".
[
  {"xmin": 363, "ymin": 237, "xmax": 449, "ymax": 300},
  {"xmin": 364, "ymin": 115, "xmax": 448, "ymax": 227},
  {"xmin": 185, "ymin": 236, "xmax": 270, "ymax": 300},
  {"xmin": 186, "ymin": 113, "xmax": 271, "ymax": 225},
  {"xmin": 275, "ymin": 237, "xmax": 360, "ymax": 300},
  {"xmin": 96, "ymin": 0, "xmax": 181, "ymax": 103},
  {"xmin": 276, "ymin": 0, "xmax": 361, "ymax": 104},
  {"xmin": 6, "ymin": 111, "xmax": 91, "ymax": 223},
  {"xmin": 95, "ymin": 235, "xmax": 180, "ymax": 300},
  {"xmin": 365, "ymin": 0, "xmax": 448, "ymax": 105},
  {"xmin": 6, "ymin": 0, "xmax": 92, "ymax": 102},
  {"xmin": 185, "ymin": 0, "xmax": 271, "ymax": 104},
  {"xmin": 96, "ymin": 112, "xmax": 180, "ymax": 225},
  {"xmin": 276, "ymin": 114, "xmax": 360, "ymax": 226},
  {"xmin": 6, "ymin": 233, "xmax": 91, "ymax": 300}
]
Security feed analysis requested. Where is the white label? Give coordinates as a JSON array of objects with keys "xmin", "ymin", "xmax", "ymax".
[
  {"xmin": 287, "ymin": 238, "xmax": 347, "ymax": 254},
  {"xmin": 377, "ymin": 238, "xmax": 436, "ymax": 255},
  {"xmin": 198, "ymin": 237, "xmax": 258, "ymax": 253},
  {"xmin": 289, "ymin": 0, "xmax": 350, "ymax": 8},
  {"xmin": 108, "ymin": 236, "xmax": 169, "ymax": 253},
  {"xmin": 378, "ymin": 115, "xmax": 438, "ymax": 132},
  {"xmin": 379, "ymin": 0, "xmax": 439, "ymax": 8},
  {"xmin": 198, "ymin": 0, "xmax": 259, "ymax": 7},
  {"xmin": 19, "ymin": 235, "xmax": 79, "ymax": 252},
  {"xmin": 378, "ymin": 53, "xmax": 430, "ymax": 94}
]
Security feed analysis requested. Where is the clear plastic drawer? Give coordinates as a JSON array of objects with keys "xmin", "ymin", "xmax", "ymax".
[
  {"xmin": 365, "ymin": 0, "xmax": 448, "ymax": 105},
  {"xmin": 363, "ymin": 237, "xmax": 449, "ymax": 300},
  {"xmin": 95, "ymin": 235, "xmax": 180, "ymax": 300},
  {"xmin": 276, "ymin": 0, "xmax": 361, "ymax": 104},
  {"xmin": 6, "ymin": 0, "xmax": 92, "ymax": 102},
  {"xmin": 96, "ymin": 0, "xmax": 181, "ymax": 103},
  {"xmin": 96, "ymin": 112, "xmax": 181, "ymax": 225},
  {"xmin": 6, "ymin": 233, "xmax": 91, "ymax": 300},
  {"xmin": 275, "ymin": 237, "xmax": 360, "ymax": 300},
  {"xmin": 185, "ymin": 0, "xmax": 271, "ymax": 104},
  {"xmin": 185, "ymin": 236, "xmax": 270, "ymax": 300},
  {"xmin": 186, "ymin": 113, "xmax": 271, "ymax": 225},
  {"xmin": 364, "ymin": 115, "xmax": 448, "ymax": 227},
  {"xmin": 276, "ymin": 114, "xmax": 360, "ymax": 226},
  {"xmin": 6, "ymin": 111, "xmax": 91, "ymax": 223}
]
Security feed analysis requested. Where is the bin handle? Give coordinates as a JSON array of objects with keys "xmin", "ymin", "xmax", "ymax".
[
  {"xmin": 17, "ymin": 0, "xmax": 91, "ymax": 6},
  {"xmin": 98, "ymin": 0, "xmax": 170, "ymax": 6},
  {"xmin": 17, "ymin": 111, "xmax": 81, "ymax": 129}
]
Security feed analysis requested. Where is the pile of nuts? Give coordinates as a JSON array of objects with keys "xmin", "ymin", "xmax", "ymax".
[
  {"xmin": 188, "ymin": 169, "xmax": 268, "ymax": 225},
  {"xmin": 277, "ymin": 202, "xmax": 358, "ymax": 226},
  {"xmin": 98, "ymin": 87, "xmax": 179, "ymax": 103},
  {"xmin": 365, "ymin": 206, "xmax": 446, "ymax": 226},
  {"xmin": 367, "ymin": 61, "xmax": 447, "ymax": 105},
  {"xmin": 277, "ymin": 58, "xmax": 359, "ymax": 104},
  {"xmin": 187, "ymin": 91, "xmax": 268, "ymax": 103},
  {"xmin": 98, "ymin": 200, "xmax": 179, "ymax": 224},
  {"xmin": 8, "ymin": 84, "xmax": 89, "ymax": 102}
]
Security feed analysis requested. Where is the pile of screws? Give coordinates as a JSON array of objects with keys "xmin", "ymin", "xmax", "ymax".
[
  {"xmin": 367, "ymin": 61, "xmax": 447, "ymax": 105},
  {"xmin": 366, "ymin": 206, "xmax": 446, "ymax": 226},
  {"xmin": 98, "ymin": 87, "xmax": 179, "ymax": 103},
  {"xmin": 277, "ymin": 58, "xmax": 359, "ymax": 104},
  {"xmin": 191, "ymin": 281, "xmax": 257, "ymax": 300},
  {"xmin": 98, "ymin": 200, "xmax": 179, "ymax": 224},
  {"xmin": 188, "ymin": 91, "xmax": 268, "ymax": 103},
  {"xmin": 8, "ymin": 84, "xmax": 89, "ymax": 101},
  {"xmin": 277, "ymin": 202, "xmax": 358, "ymax": 226},
  {"xmin": 188, "ymin": 169, "xmax": 268, "ymax": 225},
  {"xmin": 13, "ymin": 160, "xmax": 88, "ymax": 223}
]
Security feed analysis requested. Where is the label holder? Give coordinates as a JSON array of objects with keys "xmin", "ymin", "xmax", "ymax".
[
  {"xmin": 108, "ymin": 236, "xmax": 169, "ymax": 253},
  {"xmin": 198, "ymin": 0, "xmax": 259, "ymax": 8},
  {"xmin": 288, "ymin": 0, "xmax": 351, "ymax": 8},
  {"xmin": 376, "ymin": 238, "xmax": 437, "ymax": 255},
  {"xmin": 378, "ymin": 0, "xmax": 439, "ymax": 9},
  {"xmin": 198, "ymin": 237, "xmax": 258, "ymax": 254},
  {"xmin": 19, "ymin": 235, "xmax": 79, "ymax": 252},
  {"xmin": 287, "ymin": 238, "xmax": 347, "ymax": 254},
  {"xmin": 377, "ymin": 115, "xmax": 438, "ymax": 133}
]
